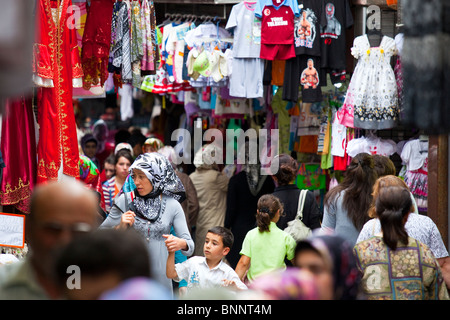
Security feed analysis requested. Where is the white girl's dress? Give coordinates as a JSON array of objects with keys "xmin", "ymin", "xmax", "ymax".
[{"xmin": 338, "ymin": 34, "xmax": 399, "ymax": 129}]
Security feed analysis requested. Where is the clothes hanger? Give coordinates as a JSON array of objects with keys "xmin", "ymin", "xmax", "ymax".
[
  {"xmin": 158, "ymin": 13, "xmax": 173, "ymax": 27},
  {"xmin": 366, "ymin": 5, "xmax": 383, "ymax": 47}
]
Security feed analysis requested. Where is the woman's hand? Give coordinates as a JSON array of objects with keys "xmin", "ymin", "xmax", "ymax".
[
  {"xmin": 163, "ymin": 234, "xmax": 188, "ymax": 252},
  {"xmin": 118, "ymin": 211, "xmax": 136, "ymax": 229}
]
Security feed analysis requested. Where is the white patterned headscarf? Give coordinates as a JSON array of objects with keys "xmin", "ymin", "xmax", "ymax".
[{"xmin": 129, "ymin": 153, "xmax": 185, "ymax": 221}]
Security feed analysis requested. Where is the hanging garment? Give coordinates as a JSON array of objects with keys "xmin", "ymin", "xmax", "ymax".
[
  {"xmin": 401, "ymin": 139, "xmax": 429, "ymax": 213},
  {"xmin": 111, "ymin": 1, "xmax": 132, "ymax": 83},
  {"xmin": 346, "ymin": 135, "xmax": 397, "ymax": 157},
  {"xmin": 81, "ymin": 0, "xmax": 115, "ymax": 90},
  {"xmin": 0, "ymin": 97, "xmax": 37, "ymax": 213},
  {"xmin": 108, "ymin": 1, "xmax": 122, "ymax": 87},
  {"xmin": 140, "ymin": 0, "xmax": 158, "ymax": 73},
  {"xmin": 340, "ymin": 35, "xmax": 399, "ymax": 129},
  {"xmin": 320, "ymin": 0, "xmax": 354, "ymax": 85},
  {"xmin": 33, "ymin": 0, "xmax": 83, "ymax": 182},
  {"xmin": 130, "ymin": 0, "xmax": 143, "ymax": 87},
  {"xmin": 401, "ymin": 0, "xmax": 450, "ymax": 134}
]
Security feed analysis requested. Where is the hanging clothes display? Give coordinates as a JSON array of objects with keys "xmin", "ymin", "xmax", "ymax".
[
  {"xmin": 226, "ymin": 1, "xmax": 264, "ymax": 99},
  {"xmin": 320, "ymin": 0, "xmax": 354, "ymax": 85},
  {"xmin": 140, "ymin": 0, "xmax": 158, "ymax": 74},
  {"xmin": 283, "ymin": 0, "xmax": 326, "ymax": 103},
  {"xmin": 81, "ymin": 0, "xmax": 115, "ymax": 90},
  {"xmin": 130, "ymin": 0, "xmax": 144, "ymax": 88},
  {"xmin": 400, "ymin": 138, "xmax": 429, "ymax": 213},
  {"xmin": 0, "ymin": 97, "xmax": 37, "ymax": 214},
  {"xmin": 346, "ymin": 134, "xmax": 397, "ymax": 157},
  {"xmin": 112, "ymin": 0, "xmax": 132, "ymax": 84},
  {"xmin": 338, "ymin": 34, "xmax": 399, "ymax": 130},
  {"xmin": 255, "ymin": 0, "xmax": 300, "ymax": 60},
  {"xmin": 33, "ymin": 0, "xmax": 83, "ymax": 182}
]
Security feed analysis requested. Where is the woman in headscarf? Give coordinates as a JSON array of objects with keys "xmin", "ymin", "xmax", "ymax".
[
  {"xmin": 294, "ymin": 233, "xmax": 362, "ymax": 300},
  {"xmin": 224, "ymin": 141, "xmax": 275, "ymax": 269},
  {"xmin": 100, "ymin": 153, "xmax": 194, "ymax": 296},
  {"xmin": 189, "ymin": 143, "xmax": 229, "ymax": 257},
  {"xmin": 247, "ymin": 268, "xmax": 320, "ymax": 300},
  {"xmin": 142, "ymin": 137, "xmax": 164, "ymax": 154}
]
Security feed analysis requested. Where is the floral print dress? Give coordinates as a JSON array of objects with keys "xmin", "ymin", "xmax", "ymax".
[
  {"xmin": 338, "ymin": 34, "xmax": 399, "ymax": 129},
  {"xmin": 353, "ymin": 236, "xmax": 449, "ymax": 300}
]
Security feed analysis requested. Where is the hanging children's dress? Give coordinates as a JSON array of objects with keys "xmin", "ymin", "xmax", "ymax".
[
  {"xmin": 338, "ymin": 34, "xmax": 399, "ymax": 130},
  {"xmin": 400, "ymin": 138, "xmax": 428, "ymax": 213}
]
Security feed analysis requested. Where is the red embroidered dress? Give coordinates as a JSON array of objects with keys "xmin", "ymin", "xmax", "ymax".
[
  {"xmin": 33, "ymin": 0, "xmax": 83, "ymax": 182},
  {"xmin": 81, "ymin": 0, "xmax": 115, "ymax": 90}
]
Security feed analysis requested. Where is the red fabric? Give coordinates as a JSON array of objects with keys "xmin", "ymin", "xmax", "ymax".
[
  {"xmin": 0, "ymin": 97, "xmax": 37, "ymax": 213},
  {"xmin": 81, "ymin": 0, "xmax": 115, "ymax": 90},
  {"xmin": 34, "ymin": 0, "xmax": 83, "ymax": 183},
  {"xmin": 259, "ymin": 4, "xmax": 295, "ymax": 45},
  {"xmin": 260, "ymin": 43, "xmax": 296, "ymax": 60}
]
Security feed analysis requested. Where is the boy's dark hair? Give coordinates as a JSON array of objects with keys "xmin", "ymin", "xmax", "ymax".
[
  {"xmin": 104, "ymin": 153, "xmax": 115, "ymax": 165},
  {"xmin": 207, "ymin": 226, "xmax": 234, "ymax": 250},
  {"xmin": 128, "ymin": 131, "xmax": 146, "ymax": 148},
  {"xmin": 53, "ymin": 229, "xmax": 151, "ymax": 287}
]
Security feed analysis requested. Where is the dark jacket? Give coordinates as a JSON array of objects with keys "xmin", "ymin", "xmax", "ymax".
[
  {"xmin": 273, "ymin": 184, "xmax": 323, "ymax": 230},
  {"xmin": 224, "ymin": 171, "xmax": 275, "ymax": 269}
]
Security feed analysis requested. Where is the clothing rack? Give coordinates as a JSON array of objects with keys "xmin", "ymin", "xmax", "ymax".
[{"xmin": 163, "ymin": 12, "xmax": 226, "ymax": 22}]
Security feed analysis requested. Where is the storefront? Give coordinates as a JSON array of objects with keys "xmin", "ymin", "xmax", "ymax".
[{"xmin": 0, "ymin": 0, "xmax": 448, "ymax": 254}]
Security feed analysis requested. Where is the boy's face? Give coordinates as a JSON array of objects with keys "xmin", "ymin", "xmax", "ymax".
[
  {"xmin": 204, "ymin": 232, "xmax": 229, "ymax": 261},
  {"xmin": 84, "ymin": 141, "xmax": 97, "ymax": 159}
]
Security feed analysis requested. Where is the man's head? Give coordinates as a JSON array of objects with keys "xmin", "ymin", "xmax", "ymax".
[
  {"xmin": 204, "ymin": 227, "xmax": 234, "ymax": 261},
  {"xmin": 27, "ymin": 180, "xmax": 99, "ymax": 276},
  {"xmin": 53, "ymin": 229, "xmax": 151, "ymax": 300}
]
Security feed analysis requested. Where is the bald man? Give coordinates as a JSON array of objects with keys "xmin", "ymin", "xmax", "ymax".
[{"xmin": 0, "ymin": 180, "xmax": 99, "ymax": 299}]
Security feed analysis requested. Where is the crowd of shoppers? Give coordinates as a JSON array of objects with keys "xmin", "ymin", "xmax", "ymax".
[{"xmin": 0, "ymin": 123, "xmax": 448, "ymax": 301}]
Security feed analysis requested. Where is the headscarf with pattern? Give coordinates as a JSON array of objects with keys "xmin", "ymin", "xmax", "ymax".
[
  {"xmin": 295, "ymin": 234, "xmax": 361, "ymax": 300},
  {"xmin": 129, "ymin": 153, "xmax": 185, "ymax": 221},
  {"xmin": 249, "ymin": 268, "xmax": 320, "ymax": 300}
]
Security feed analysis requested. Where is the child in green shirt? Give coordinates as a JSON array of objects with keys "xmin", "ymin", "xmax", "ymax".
[{"xmin": 235, "ymin": 194, "xmax": 297, "ymax": 282}]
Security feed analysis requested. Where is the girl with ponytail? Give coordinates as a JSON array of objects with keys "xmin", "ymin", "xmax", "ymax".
[
  {"xmin": 235, "ymin": 194, "xmax": 297, "ymax": 283},
  {"xmin": 353, "ymin": 185, "xmax": 449, "ymax": 300}
]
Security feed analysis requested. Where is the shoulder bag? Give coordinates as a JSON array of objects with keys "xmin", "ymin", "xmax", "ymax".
[{"xmin": 284, "ymin": 189, "xmax": 312, "ymax": 242}]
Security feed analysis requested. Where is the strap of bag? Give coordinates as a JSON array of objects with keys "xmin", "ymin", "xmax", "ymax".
[{"xmin": 296, "ymin": 189, "xmax": 308, "ymax": 221}]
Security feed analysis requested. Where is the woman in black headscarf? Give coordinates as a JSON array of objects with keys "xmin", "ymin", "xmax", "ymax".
[{"xmin": 224, "ymin": 141, "xmax": 275, "ymax": 269}]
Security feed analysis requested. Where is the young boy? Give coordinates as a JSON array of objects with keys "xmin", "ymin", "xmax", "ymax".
[{"xmin": 165, "ymin": 226, "xmax": 247, "ymax": 291}]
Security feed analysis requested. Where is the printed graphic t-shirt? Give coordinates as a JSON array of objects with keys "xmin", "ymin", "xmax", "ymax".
[
  {"xmin": 294, "ymin": 0, "xmax": 327, "ymax": 56},
  {"xmin": 255, "ymin": 0, "xmax": 300, "ymax": 45},
  {"xmin": 320, "ymin": 0, "xmax": 354, "ymax": 70}
]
